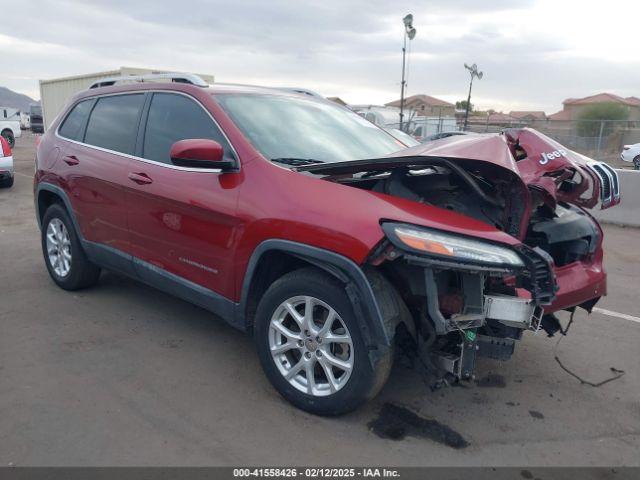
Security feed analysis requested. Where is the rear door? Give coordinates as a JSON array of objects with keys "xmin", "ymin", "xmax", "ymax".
[
  {"xmin": 126, "ymin": 91, "xmax": 241, "ymax": 300},
  {"xmin": 58, "ymin": 93, "xmax": 145, "ymax": 270}
]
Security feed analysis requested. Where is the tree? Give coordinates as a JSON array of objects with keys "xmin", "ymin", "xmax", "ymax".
[
  {"xmin": 577, "ymin": 102, "xmax": 628, "ymax": 137},
  {"xmin": 456, "ymin": 100, "xmax": 473, "ymax": 112}
]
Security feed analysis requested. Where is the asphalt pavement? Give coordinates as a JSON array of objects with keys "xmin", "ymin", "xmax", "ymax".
[{"xmin": 1, "ymin": 133, "xmax": 639, "ymax": 466}]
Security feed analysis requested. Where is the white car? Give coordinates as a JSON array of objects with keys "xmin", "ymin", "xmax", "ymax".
[
  {"xmin": 352, "ymin": 105, "xmax": 402, "ymax": 127},
  {"xmin": 20, "ymin": 112, "xmax": 31, "ymax": 130},
  {"xmin": 0, "ymin": 136, "xmax": 14, "ymax": 188},
  {"xmin": 0, "ymin": 119, "xmax": 21, "ymax": 148},
  {"xmin": 621, "ymin": 143, "xmax": 640, "ymax": 170}
]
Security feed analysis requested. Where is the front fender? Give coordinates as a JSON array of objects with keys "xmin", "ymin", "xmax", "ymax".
[{"xmin": 238, "ymin": 239, "xmax": 391, "ymax": 366}]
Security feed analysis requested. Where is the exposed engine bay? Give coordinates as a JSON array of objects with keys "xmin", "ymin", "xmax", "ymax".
[
  {"xmin": 345, "ymin": 164, "xmax": 564, "ymax": 382},
  {"xmin": 343, "ymin": 163, "xmax": 601, "ymax": 268},
  {"xmin": 297, "ymin": 128, "xmax": 620, "ymax": 384}
]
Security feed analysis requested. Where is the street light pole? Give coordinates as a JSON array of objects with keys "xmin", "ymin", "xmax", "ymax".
[
  {"xmin": 462, "ymin": 63, "xmax": 483, "ymax": 131},
  {"xmin": 399, "ymin": 14, "xmax": 416, "ymax": 132}
]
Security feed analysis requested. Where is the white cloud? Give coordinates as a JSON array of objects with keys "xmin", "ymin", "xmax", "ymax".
[{"xmin": 0, "ymin": 0, "xmax": 638, "ymax": 112}]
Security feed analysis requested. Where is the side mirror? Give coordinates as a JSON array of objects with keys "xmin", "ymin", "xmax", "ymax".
[{"xmin": 170, "ymin": 139, "xmax": 236, "ymax": 170}]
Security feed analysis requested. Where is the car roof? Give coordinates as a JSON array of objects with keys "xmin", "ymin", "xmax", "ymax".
[{"xmin": 74, "ymin": 80, "xmax": 323, "ymax": 102}]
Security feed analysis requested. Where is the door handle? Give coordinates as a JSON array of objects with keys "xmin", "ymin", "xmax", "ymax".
[
  {"xmin": 63, "ymin": 155, "xmax": 79, "ymax": 166},
  {"xmin": 128, "ymin": 172, "xmax": 153, "ymax": 185}
]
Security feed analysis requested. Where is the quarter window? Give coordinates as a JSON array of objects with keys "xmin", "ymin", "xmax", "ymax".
[
  {"xmin": 142, "ymin": 93, "xmax": 231, "ymax": 164},
  {"xmin": 84, "ymin": 94, "xmax": 145, "ymax": 154},
  {"xmin": 58, "ymin": 99, "xmax": 93, "ymax": 141}
]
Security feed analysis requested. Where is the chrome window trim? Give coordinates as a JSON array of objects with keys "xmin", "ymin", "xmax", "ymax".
[{"xmin": 55, "ymin": 89, "xmax": 240, "ymax": 174}]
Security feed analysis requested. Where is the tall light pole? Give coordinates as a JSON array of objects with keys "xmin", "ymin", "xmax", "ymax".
[
  {"xmin": 399, "ymin": 14, "xmax": 416, "ymax": 132},
  {"xmin": 462, "ymin": 63, "xmax": 483, "ymax": 131}
]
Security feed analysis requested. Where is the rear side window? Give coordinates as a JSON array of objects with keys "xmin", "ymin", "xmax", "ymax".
[
  {"xmin": 84, "ymin": 94, "xmax": 145, "ymax": 154},
  {"xmin": 142, "ymin": 93, "xmax": 231, "ymax": 164},
  {"xmin": 58, "ymin": 100, "xmax": 93, "ymax": 141}
]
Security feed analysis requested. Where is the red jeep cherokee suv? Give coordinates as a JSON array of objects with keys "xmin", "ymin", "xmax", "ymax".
[{"xmin": 34, "ymin": 74, "xmax": 620, "ymax": 415}]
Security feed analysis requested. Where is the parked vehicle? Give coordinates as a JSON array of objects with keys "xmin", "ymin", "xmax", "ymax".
[
  {"xmin": 20, "ymin": 112, "xmax": 31, "ymax": 130},
  {"xmin": 34, "ymin": 74, "xmax": 621, "ymax": 415},
  {"xmin": 30, "ymin": 104, "xmax": 43, "ymax": 133},
  {"xmin": 0, "ymin": 136, "xmax": 14, "ymax": 188},
  {"xmin": 411, "ymin": 117, "xmax": 458, "ymax": 141},
  {"xmin": 1, "ymin": 107, "xmax": 21, "ymax": 122},
  {"xmin": 620, "ymin": 143, "xmax": 640, "ymax": 170},
  {"xmin": 0, "ymin": 118, "xmax": 21, "ymax": 148},
  {"xmin": 422, "ymin": 131, "xmax": 473, "ymax": 143},
  {"xmin": 351, "ymin": 105, "xmax": 401, "ymax": 127},
  {"xmin": 382, "ymin": 127, "xmax": 421, "ymax": 147}
]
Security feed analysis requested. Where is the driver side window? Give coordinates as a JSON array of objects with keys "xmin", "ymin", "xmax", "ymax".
[{"xmin": 142, "ymin": 93, "xmax": 232, "ymax": 165}]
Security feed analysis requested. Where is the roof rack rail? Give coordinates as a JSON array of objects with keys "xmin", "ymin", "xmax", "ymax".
[
  {"xmin": 275, "ymin": 87, "xmax": 324, "ymax": 98},
  {"xmin": 89, "ymin": 73, "xmax": 209, "ymax": 89}
]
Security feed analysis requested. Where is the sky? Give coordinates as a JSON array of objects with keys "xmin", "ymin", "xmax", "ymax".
[{"xmin": 1, "ymin": 0, "xmax": 639, "ymax": 113}]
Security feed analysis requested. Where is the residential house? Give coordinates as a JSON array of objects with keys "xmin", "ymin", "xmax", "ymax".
[
  {"xmin": 548, "ymin": 93, "xmax": 640, "ymax": 121},
  {"xmin": 466, "ymin": 111, "xmax": 519, "ymax": 125},
  {"xmin": 509, "ymin": 111, "xmax": 547, "ymax": 122},
  {"xmin": 385, "ymin": 94, "xmax": 455, "ymax": 117}
]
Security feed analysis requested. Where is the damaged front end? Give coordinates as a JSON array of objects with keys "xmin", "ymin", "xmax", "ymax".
[
  {"xmin": 369, "ymin": 222, "xmax": 555, "ymax": 382},
  {"xmin": 297, "ymin": 128, "xmax": 620, "ymax": 383}
]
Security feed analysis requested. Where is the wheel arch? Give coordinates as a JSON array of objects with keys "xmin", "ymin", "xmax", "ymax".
[
  {"xmin": 238, "ymin": 240, "xmax": 392, "ymax": 364},
  {"xmin": 36, "ymin": 183, "xmax": 79, "ymax": 234},
  {"xmin": 1, "ymin": 128, "xmax": 14, "ymax": 142}
]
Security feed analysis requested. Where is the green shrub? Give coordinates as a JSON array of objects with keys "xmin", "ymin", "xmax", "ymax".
[{"xmin": 577, "ymin": 103, "xmax": 628, "ymax": 136}]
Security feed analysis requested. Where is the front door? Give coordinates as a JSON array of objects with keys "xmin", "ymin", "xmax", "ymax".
[{"xmin": 126, "ymin": 92, "xmax": 242, "ymax": 300}]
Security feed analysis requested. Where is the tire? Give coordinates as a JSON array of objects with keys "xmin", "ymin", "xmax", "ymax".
[
  {"xmin": 634, "ymin": 155, "xmax": 640, "ymax": 171},
  {"xmin": 0, "ymin": 176, "xmax": 13, "ymax": 188},
  {"xmin": 1, "ymin": 129, "xmax": 15, "ymax": 148},
  {"xmin": 254, "ymin": 267, "xmax": 393, "ymax": 415},
  {"xmin": 41, "ymin": 203, "xmax": 101, "ymax": 290}
]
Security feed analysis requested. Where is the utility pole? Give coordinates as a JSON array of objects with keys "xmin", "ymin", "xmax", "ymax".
[
  {"xmin": 463, "ymin": 63, "xmax": 483, "ymax": 131},
  {"xmin": 399, "ymin": 14, "xmax": 416, "ymax": 132}
]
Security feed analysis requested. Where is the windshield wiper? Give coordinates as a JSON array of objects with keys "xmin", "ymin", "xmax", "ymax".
[{"xmin": 271, "ymin": 157, "xmax": 326, "ymax": 167}]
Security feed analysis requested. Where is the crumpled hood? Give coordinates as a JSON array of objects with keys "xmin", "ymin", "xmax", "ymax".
[
  {"xmin": 392, "ymin": 128, "xmax": 619, "ymax": 210},
  {"xmin": 296, "ymin": 127, "xmax": 620, "ymax": 241}
]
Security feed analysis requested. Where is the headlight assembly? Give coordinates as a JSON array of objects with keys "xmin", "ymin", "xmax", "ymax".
[{"xmin": 382, "ymin": 223, "xmax": 524, "ymax": 267}]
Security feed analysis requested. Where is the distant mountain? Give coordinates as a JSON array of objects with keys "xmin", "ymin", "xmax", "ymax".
[{"xmin": 0, "ymin": 86, "xmax": 38, "ymax": 112}]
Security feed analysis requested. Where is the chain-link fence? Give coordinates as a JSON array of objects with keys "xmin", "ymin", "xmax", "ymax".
[
  {"xmin": 466, "ymin": 118, "xmax": 640, "ymax": 169},
  {"xmin": 398, "ymin": 116, "xmax": 640, "ymax": 169}
]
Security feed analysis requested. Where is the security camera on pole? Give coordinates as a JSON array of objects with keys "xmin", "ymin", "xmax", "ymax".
[
  {"xmin": 399, "ymin": 14, "xmax": 416, "ymax": 133},
  {"xmin": 463, "ymin": 63, "xmax": 483, "ymax": 131}
]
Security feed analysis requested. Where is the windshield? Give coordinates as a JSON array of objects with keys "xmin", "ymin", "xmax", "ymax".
[
  {"xmin": 30, "ymin": 105, "xmax": 42, "ymax": 116},
  {"xmin": 384, "ymin": 128, "xmax": 420, "ymax": 147},
  {"xmin": 215, "ymin": 93, "xmax": 403, "ymax": 163},
  {"xmin": 373, "ymin": 109, "xmax": 401, "ymax": 125}
]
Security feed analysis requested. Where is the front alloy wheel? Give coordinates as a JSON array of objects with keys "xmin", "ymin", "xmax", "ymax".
[
  {"xmin": 269, "ymin": 295, "xmax": 354, "ymax": 396},
  {"xmin": 254, "ymin": 268, "xmax": 393, "ymax": 416},
  {"xmin": 41, "ymin": 203, "xmax": 101, "ymax": 290}
]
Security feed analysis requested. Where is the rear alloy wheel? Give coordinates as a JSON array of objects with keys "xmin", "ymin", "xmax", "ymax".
[
  {"xmin": 634, "ymin": 155, "xmax": 640, "ymax": 170},
  {"xmin": 254, "ymin": 268, "xmax": 392, "ymax": 415},
  {"xmin": 41, "ymin": 203, "xmax": 101, "ymax": 290},
  {"xmin": 46, "ymin": 218, "xmax": 72, "ymax": 277}
]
